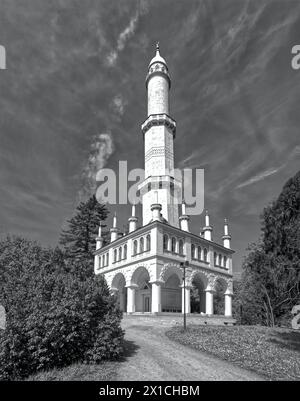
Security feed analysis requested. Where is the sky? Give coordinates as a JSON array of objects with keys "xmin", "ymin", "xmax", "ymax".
[{"xmin": 0, "ymin": 0, "xmax": 299, "ymax": 273}]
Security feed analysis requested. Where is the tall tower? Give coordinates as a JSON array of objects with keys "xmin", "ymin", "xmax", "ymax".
[{"xmin": 139, "ymin": 43, "xmax": 180, "ymax": 227}]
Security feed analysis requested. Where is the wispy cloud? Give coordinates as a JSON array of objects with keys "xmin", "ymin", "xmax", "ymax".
[
  {"xmin": 81, "ymin": 132, "xmax": 114, "ymax": 197},
  {"xmin": 236, "ymin": 167, "xmax": 281, "ymax": 189},
  {"xmin": 106, "ymin": 1, "xmax": 149, "ymax": 66}
]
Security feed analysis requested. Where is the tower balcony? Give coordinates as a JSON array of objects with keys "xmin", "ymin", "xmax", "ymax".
[{"xmin": 141, "ymin": 113, "xmax": 176, "ymax": 136}]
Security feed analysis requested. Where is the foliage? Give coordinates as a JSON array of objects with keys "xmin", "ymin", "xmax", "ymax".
[
  {"xmin": 59, "ymin": 195, "xmax": 109, "ymax": 262},
  {"xmin": 237, "ymin": 171, "xmax": 300, "ymax": 326},
  {"xmin": 166, "ymin": 325, "xmax": 300, "ymax": 381},
  {"xmin": 0, "ymin": 236, "xmax": 123, "ymax": 380}
]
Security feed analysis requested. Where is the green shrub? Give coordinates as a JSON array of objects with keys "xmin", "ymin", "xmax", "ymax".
[{"xmin": 0, "ymin": 236, "xmax": 124, "ymax": 380}]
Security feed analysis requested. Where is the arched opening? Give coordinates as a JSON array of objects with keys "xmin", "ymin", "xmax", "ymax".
[
  {"xmin": 131, "ymin": 266, "xmax": 151, "ymax": 313},
  {"xmin": 162, "ymin": 270, "xmax": 182, "ymax": 313},
  {"xmin": 133, "ymin": 240, "xmax": 138, "ymax": 255},
  {"xmin": 171, "ymin": 237, "xmax": 176, "ymax": 253},
  {"xmin": 179, "ymin": 239, "xmax": 184, "ymax": 255},
  {"xmin": 124, "ymin": 244, "xmax": 127, "ymax": 259},
  {"xmin": 191, "ymin": 273, "xmax": 207, "ymax": 314},
  {"xmin": 198, "ymin": 246, "xmax": 202, "ymax": 260},
  {"xmin": 213, "ymin": 278, "xmax": 227, "ymax": 315},
  {"xmin": 146, "ymin": 234, "xmax": 151, "ymax": 251},
  {"xmin": 140, "ymin": 237, "xmax": 144, "ymax": 253},
  {"xmin": 163, "ymin": 234, "xmax": 168, "ymax": 251},
  {"xmin": 191, "ymin": 244, "xmax": 195, "ymax": 259},
  {"xmin": 111, "ymin": 273, "xmax": 127, "ymax": 312},
  {"xmin": 203, "ymin": 248, "xmax": 208, "ymax": 262}
]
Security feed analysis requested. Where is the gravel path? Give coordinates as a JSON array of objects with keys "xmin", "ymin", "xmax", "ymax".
[{"xmin": 115, "ymin": 316, "xmax": 264, "ymax": 381}]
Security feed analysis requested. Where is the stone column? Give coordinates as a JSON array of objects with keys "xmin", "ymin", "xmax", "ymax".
[
  {"xmin": 224, "ymin": 291, "xmax": 233, "ymax": 317},
  {"xmin": 205, "ymin": 288, "xmax": 214, "ymax": 315},
  {"xmin": 94, "ymin": 254, "xmax": 100, "ymax": 273},
  {"xmin": 126, "ymin": 285, "xmax": 137, "ymax": 313},
  {"xmin": 181, "ymin": 285, "xmax": 191, "ymax": 314},
  {"xmin": 150, "ymin": 281, "xmax": 163, "ymax": 313}
]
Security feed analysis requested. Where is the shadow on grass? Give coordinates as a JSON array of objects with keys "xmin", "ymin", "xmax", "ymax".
[
  {"xmin": 119, "ymin": 339, "xmax": 140, "ymax": 362},
  {"xmin": 268, "ymin": 330, "xmax": 300, "ymax": 352}
]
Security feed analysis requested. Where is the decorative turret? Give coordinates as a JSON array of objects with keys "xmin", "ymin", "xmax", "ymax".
[
  {"xmin": 222, "ymin": 218, "xmax": 231, "ymax": 249},
  {"xmin": 95, "ymin": 223, "xmax": 104, "ymax": 250},
  {"xmin": 179, "ymin": 201, "xmax": 190, "ymax": 232},
  {"xmin": 128, "ymin": 204, "xmax": 138, "ymax": 233},
  {"xmin": 203, "ymin": 210, "xmax": 213, "ymax": 241},
  {"xmin": 110, "ymin": 212, "xmax": 119, "ymax": 242},
  {"xmin": 150, "ymin": 203, "xmax": 162, "ymax": 222}
]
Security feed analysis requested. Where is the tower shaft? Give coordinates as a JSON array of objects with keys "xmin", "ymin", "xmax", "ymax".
[{"xmin": 139, "ymin": 44, "xmax": 180, "ymax": 227}]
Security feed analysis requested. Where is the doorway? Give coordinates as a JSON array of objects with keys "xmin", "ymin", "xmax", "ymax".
[{"xmin": 144, "ymin": 296, "xmax": 150, "ymax": 312}]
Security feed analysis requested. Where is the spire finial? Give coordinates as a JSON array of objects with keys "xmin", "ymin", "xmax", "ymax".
[
  {"xmin": 156, "ymin": 42, "xmax": 160, "ymax": 53},
  {"xmin": 113, "ymin": 212, "xmax": 117, "ymax": 228}
]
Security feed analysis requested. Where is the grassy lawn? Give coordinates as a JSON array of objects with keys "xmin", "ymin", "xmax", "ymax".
[
  {"xmin": 26, "ymin": 361, "xmax": 118, "ymax": 381},
  {"xmin": 166, "ymin": 325, "xmax": 300, "ymax": 381}
]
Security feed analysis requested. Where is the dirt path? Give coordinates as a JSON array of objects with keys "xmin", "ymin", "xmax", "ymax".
[{"xmin": 115, "ymin": 316, "xmax": 263, "ymax": 381}]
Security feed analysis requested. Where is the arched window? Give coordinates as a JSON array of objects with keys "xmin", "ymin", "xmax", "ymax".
[
  {"xmin": 146, "ymin": 234, "xmax": 151, "ymax": 251},
  {"xmin": 204, "ymin": 248, "xmax": 208, "ymax": 262},
  {"xmin": 114, "ymin": 249, "xmax": 117, "ymax": 263},
  {"xmin": 140, "ymin": 237, "xmax": 144, "ymax": 253},
  {"xmin": 224, "ymin": 256, "xmax": 227, "ymax": 269},
  {"xmin": 219, "ymin": 253, "xmax": 222, "ymax": 267},
  {"xmin": 106, "ymin": 253, "xmax": 109, "ymax": 266},
  {"xmin": 198, "ymin": 246, "xmax": 202, "ymax": 260},
  {"xmin": 124, "ymin": 244, "xmax": 127, "ymax": 259},
  {"xmin": 192, "ymin": 244, "xmax": 196, "ymax": 259},
  {"xmin": 171, "ymin": 237, "xmax": 176, "ymax": 253},
  {"xmin": 163, "ymin": 234, "xmax": 168, "ymax": 251},
  {"xmin": 179, "ymin": 239, "xmax": 184, "ymax": 255},
  {"xmin": 102, "ymin": 255, "xmax": 105, "ymax": 266},
  {"xmin": 118, "ymin": 247, "xmax": 122, "ymax": 261},
  {"xmin": 133, "ymin": 240, "xmax": 138, "ymax": 256},
  {"xmin": 214, "ymin": 252, "xmax": 217, "ymax": 266}
]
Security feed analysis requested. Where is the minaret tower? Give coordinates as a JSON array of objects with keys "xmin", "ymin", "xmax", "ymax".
[{"xmin": 139, "ymin": 43, "xmax": 180, "ymax": 227}]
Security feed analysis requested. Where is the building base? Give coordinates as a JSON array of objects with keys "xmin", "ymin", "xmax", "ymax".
[{"xmin": 124, "ymin": 312, "xmax": 236, "ymax": 326}]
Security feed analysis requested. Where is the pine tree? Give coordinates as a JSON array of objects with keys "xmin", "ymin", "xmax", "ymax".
[{"xmin": 59, "ymin": 195, "xmax": 109, "ymax": 262}]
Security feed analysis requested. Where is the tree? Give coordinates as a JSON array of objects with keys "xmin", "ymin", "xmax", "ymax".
[
  {"xmin": 238, "ymin": 171, "xmax": 300, "ymax": 326},
  {"xmin": 60, "ymin": 195, "xmax": 109, "ymax": 263}
]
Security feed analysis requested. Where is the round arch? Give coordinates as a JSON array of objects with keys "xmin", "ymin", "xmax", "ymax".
[
  {"xmin": 111, "ymin": 272, "xmax": 127, "ymax": 312},
  {"xmin": 160, "ymin": 264, "xmax": 182, "ymax": 313},
  {"xmin": 191, "ymin": 271, "xmax": 208, "ymax": 314},
  {"xmin": 160, "ymin": 263, "xmax": 183, "ymax": 283},
  {"xmin": 131, "ymin": 266, "xmax": 151, "ymax": 313}
]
